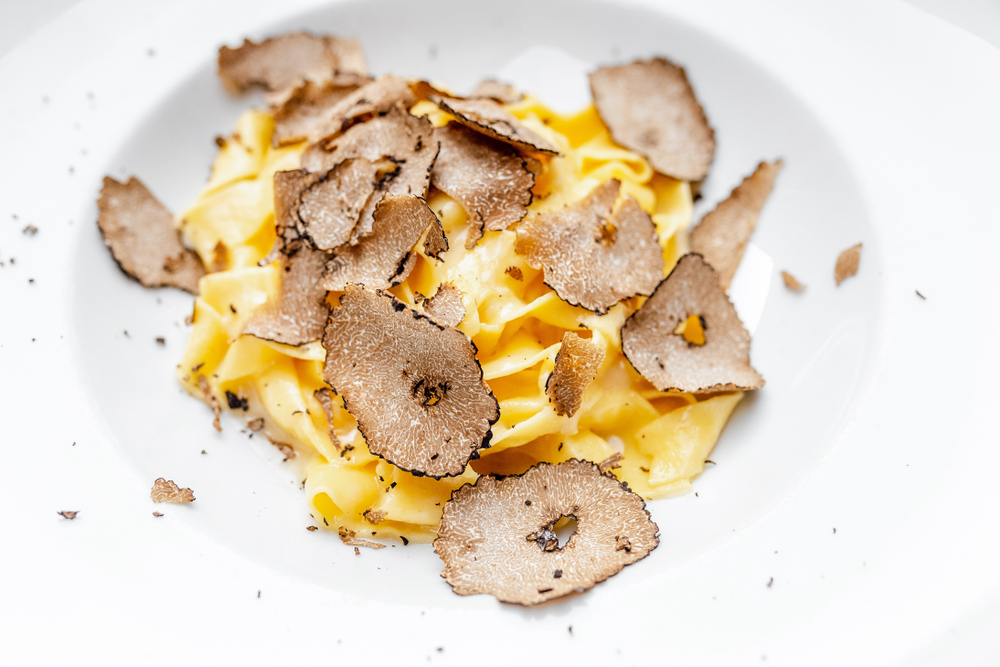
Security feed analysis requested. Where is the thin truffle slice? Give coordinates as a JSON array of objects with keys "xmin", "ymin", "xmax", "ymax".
[
  {"xmin": 271, "ymin": 74, "xmax": 370, "ymax": 146},
  {"xmin": 470, "ymin": 79, "xmax": 523, "ymax": 104},
  {"xmin": 590, "ymin": 57, "xmax": 715, "ymax": 181},
  {"xmin": 151, "ymin": 478, "xmax": 195, "ymax": 504},
  {"xmin": 243, "ymin": 241, "xmax": 330, "ymax": 346},
  {"xmin": 298, "ymin": 159, "xmax": 391, "ymax": 250},
  {"xmin": 546, "ymin": 333, "xmax": 606, "ymax": 417},
  {"xmin": 621, "ymin": 253, "xmax": 763, "ymax": 393},
  {"xmin": 430, "ymin": 95, "xmax": 559, "ymax": 154},
  {"xmin": 313, "ymin": 388, "xmax": 343, "ymax": 450},
  {"xmin": 422, "ymin": 214, "xmax": 448, "ymax": 260},
  {"xmin": 431, "ymin": 123, "xmax": 536, "ymax": 248},
  {"xmin": 835, "ymin": 243, "xmax": 862, "ymax": 285},
  {"xmin": 310, "ymin": 75, "xmax": 417, "ymax": 144},
  {"xmin": 97, "ymin": 176, "xmax": 205, "ymax": 294},
  {"xmin": 423, "ymin": 284, "xmax": 466, "ymax": 328},
  {"xmin": 217, "ymin": 32, "xmax": 366, "ymax": 94},
  {"xmin": 322, "ymin": 285, "xmax": 498, "ymax": 478},
  {"xmin": 435, "ymin": 459, "xmax": 659, "ymax": 605},
  {"xmin": 689, "ymin": 161, "xmax": 783, "ymax": 291},
  {"xmin": 515, "ymin": 179, "xmax": 663, "ymax": 314},
  {"xmin": 322, "ymin": 194, "xmax": 439, "ymax": 290}
]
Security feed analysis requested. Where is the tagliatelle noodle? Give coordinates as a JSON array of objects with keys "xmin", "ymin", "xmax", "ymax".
[{"xmin": 175, "ymin": 95, "xmax": 741, "ymax": 543}]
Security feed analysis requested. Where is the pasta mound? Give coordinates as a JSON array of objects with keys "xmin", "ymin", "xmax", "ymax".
[{"xmin": 175, "ymin": 97, "xmax": 742, "ymax": 543}]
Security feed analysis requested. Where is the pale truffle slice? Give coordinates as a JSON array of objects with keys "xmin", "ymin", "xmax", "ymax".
[
  {"xmin": 689, "ymin": 160, "xmax": 783, "ymax": 291},
  {"xmin": 431, "ymin": 123, "xmax": 535, "ymax": 248},
  {"xmin": 435, "ymin": 459, "xmax": 659, "ymax": 606},
  {"xmin": 243, "ymin": 241, "xmax": 330, "ymax": 346},
  {"xmin": 271, "ymin": 74, "xmax": 370, "ymax": 147},
  {"xmin": 322, "ymin": 285, "xmax": 498, "ymax": 477},
  {"xmin": 298, "ymin": 159, "xmax": 390, "ymax": 251},
  {"xmin": 423, "ymin": 214, "xmax": 448, "ymax": 260},
  {"xmin": 423, "ymin": 284, "xmax": 466, "ymax": 328},
  {"xmin": 835, "ymin": 243, "xmax": 862, "ymax": 285},
  {"xmin": 515, "ymin": 179, "xmax": 664, "ymax": 314},
  {"xmin": 470, "ymin": 79, "xmax": 523, "ymax": 104},
  {"xmin": 151, "ymin": 478, "xmax": 195, "ymax": 504},
  {"xmin": 97, "ymin": 176, "xmax": 205, "ymax": 294},
  {"xmin": 546, "ymin": 333, "xmax": 606, "ymax": 417},
  {"xmin": 310, "ymin": 75, "xmax": 417, "ymax": 144},
  {"xmin": 322, "ymin": 194, "xmax": 439, "ymax": 290},
  {"xmin": 430, "ymin": 95, "xmax": 559, "ymax": 155},
  {"xmin": 590, "ymin": 57, "xmax": 715, "ymax": 181},
  {"xmin": 217, "ymin": 32, "xmax": 366, "ymax": 94},
  {"xmin": 621, "ymin": 253, "xmax": 764, "ymax": 393}
]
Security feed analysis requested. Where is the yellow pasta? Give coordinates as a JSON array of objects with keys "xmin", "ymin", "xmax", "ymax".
[{"xmin": 176, "ymin": 95, "xmax": 742, "ymax": 542}]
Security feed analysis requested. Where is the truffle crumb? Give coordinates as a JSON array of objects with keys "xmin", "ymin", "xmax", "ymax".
[
  {"xmin": 57, "ymin": 511, "xmax": 79, "ymax": 520},
  {"xmin": 364, "ymin": 509, "xmax": 387, "ymax": 525},
  {"xmin": 689, "ymin": 161, "xmax": 783, "ymax": 291},
  {"xmin": 621, "ymin": 253, "xmax": 763, "ymax": 393},
  {"xmin": 435, "ymin": 459, "xmax": 659, "ymax": 605},
  {"xmin": 598, "ymin": 452, "xmax": 623, "ymax": 472},
  {"xmin": 22, "ymin": 225, "xmax": 38, "ymax": 236},
  {"xmin": 505, "ymin": 266, "xmax": 523, "ymax": 281},
  {"xmin": 247, "ymin": 418, "xmax": 265, "ymax": 432},
  {"xmin": 151, "ymin": 478, "xmax": 195, "ymax": 504},
  {"xmin": 835, "ymin": 243, "xmax": 862, "ymax": 285},
  {"xmin": 313, "ymin": 388, "xmax": 342, "ymax": 450},
  {"xmin": 307, "ymin": 526, "xmax": 318, "ymax": 531},
  {"xmin": 97, "ymin": 176, "xmax": 205, "ymax": 294},
  {"xmin": 339, "ymin": 527, "xmax": 387, "ymax": 549},
  {"xmin": 266, "ymin": 435, "xmax": 297, "ymax": 460},
  {"xmin": 153, "ymin": 512, "xmax": 164, "ymax": 517},
  {"xmin": 546, "ymin": 333, "xmax": 606, "ymax": 417},
  {"xmin": 198, "ymin": 375, "xmax": 222, "ymax": 431},
  {"xmin": 781, "ymin": 271, "xmax": 804, "ymax": 292},
  {"xmin": 590, "ymin": 57, "xmax": 715, "ymax": 181}
]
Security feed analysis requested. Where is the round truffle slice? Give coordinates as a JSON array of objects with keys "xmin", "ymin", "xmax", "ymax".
[
  {"xmin": 322, "ymin": 194, "xmax": 439, "ymax": 291},
  {"xmin": 621, "ymin": 253, "xmax": 764, "ymax": 393},
  {"xmin": 689, "ymin": 160, "xmax": 783, "ymax": 291},
  {"xmin": 97, "ymin": 176, "xmax": 205, "ymax": 294},
  {"xmin": 546, "ymin": 332, "xmax": 606, "ymax": 417},
  {"xmin": 590, "ymin": 57, "xmax": 715, "ymax": 182},
  {"xmin": 435, "ymin": 459, "xmax": 659, "ymax": 605},
  {"xmin": 430, "ymin": 95, "xmax": 560, "ymax": 155},
  {"xmin": 515, "ymin": 179, "xmax": 664, "ymax": 314},
  {"xmin": 322, "ymin": 285, "xmax": 498, "ymax": 477},
  {"xmin": 217, "ymin": 32, "xmax": 366, "ymax": 95}
]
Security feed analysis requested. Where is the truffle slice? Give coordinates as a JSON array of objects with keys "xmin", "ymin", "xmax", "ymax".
[
  {"xmin": 217, "ymin": 32, "xmax": 366, "ymax": 95},
  {"xmin": 470, "ymin": 79, "xmax": 523, "ymax": 104},
  {"xmin": 515, "ymin": 179, "xmax": 663, "ymax": 314},
  {"xmin": 835, "ymin": 243, "xmax": 862, "ymax": 285},
  {"xmin": 299, "ymin": 159, "xmax": 390, "ymax": 251},
  {"xmin": 431, "ymin": 123, "xmax": 536, "ymax": 248},
  {"xmin": 590, "ymin": 57, "xmax": 715, "ymax": 181},
  {"xmin": 313, "ymin": 387, "xmax": 343, "ymax": 450},
  {"xmin": 271, "ymin": 74, "xmax": 370, "ymax": 147},
  {"xmin": 97, "ymin": 176, "xmax": 205, "ymax": 294},
  {"xmin": 422, "ymin": 214, "xmax": 448, "ymax": 260},
  {"xmin": 423, "ymin": 284, "xmax": 466, "ymax": 328},
  {"xmin": 243, "ymin": 241, "xmax": 330, "ymax": 346},
  {"xmin": 435, "ymin": 459, "xmax": 659, "ymax": 605},
  {"xmin": 309, "ymin": 75, "xmax": 417, "ymax": 144},
  {"xmin": 621, "ymin": 253, "xmax": 763, "ymax": 393},
  {"xmin": 689, "ymin": 160, "xmax": 783, "ymax": 291},
  {"xmin": 322, "ymin": 194, "xmax": 439, "ymax": 291},
  {"xmin": 430, "ymin": 95, "xmax": 559, "ymax": 155},
  {"xmin": 151, "ymin": 478, "xmax": 195, "ymax": 504},
  {"xmin": 301, "ymin": 106, "xmax": 439, "ymax": 243},
  {"xmin": 546, "ymin": 333, "xmax": 606, "ymax": 417},
  {"xmin": 322, "ymin": 285, "xmax": 498, "ymax": 477}
]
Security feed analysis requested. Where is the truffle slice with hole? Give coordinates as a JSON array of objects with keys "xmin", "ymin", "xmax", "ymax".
[
  {"xmin": 309, "ymin": 75, "xmax": 417, "ymax": 145},
  {"xmin": 430, "ymin": 95, "xmax": 559, "ymax": 155},
  {"xmin": 423, "ymin": 284, "xmax": 466, "ymax": 328},
  {"xmin": 835, "ymin": 243, "xmax": 862, "ymax": 285},
  {"xmin": 301, "ymin": 106, "xmax": 439, "ymax": 243},
  {"xmin": 217, "ymin": 32, "xmax": 366, "ymax": 95},
  {"xmin": 435, "ymin": 459, "xmax": 659, "ymax": 605},
  {"xmin": 470, "ymin": 79, "xmax": 523, "ymax": 104},
  {"xmin": 590, "ymin": 57, "xmax": 715, "ymax": 182},
  {"xmin": 689, "ymin": 160, "xmax": 783, "ymax": 291},
  {"xmin": 243, "ymin": 240, "xmax": 330, "ymax": 346},
  {"xmin": 271, "ymin": 73, "xmax": 370, "ymax": 147},
  {"xmin": 322, "ymin": 194, "xmax": 439, "ymax": 291},
  {"xmin": 515, "ymin": 179, "xmax": 663, "ymax": 314},
  {"xmin": 621, "ymin": 253, "xmax": 763, "ymax": 393},
  {"xmin": 431, "ymin": 123, "xmax": 536, "ymax": 249},
  {"xmin": 97, "ymin": 176, "xmax": 205, "ymax": 294},
  {"xmin": 546, "ymin": 333, "xmax": 606, "ymax": 417},
  {"xmin": 322, "ymin": 285, "xmax": 498, "ymax": 477},
  {"xmin": 151, "ymin": 478, "xmax": 195, "ymax": 504}
]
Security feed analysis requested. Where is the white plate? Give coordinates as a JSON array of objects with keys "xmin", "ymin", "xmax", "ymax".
[{"xmin": 2, "ymin": 0, "xmax": 1000, "ymax": 664}]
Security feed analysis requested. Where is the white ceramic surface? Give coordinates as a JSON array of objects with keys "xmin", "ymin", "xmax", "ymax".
[{"xmin": 1, "ymin": 1, "xmax": 999, "ymax": 665}]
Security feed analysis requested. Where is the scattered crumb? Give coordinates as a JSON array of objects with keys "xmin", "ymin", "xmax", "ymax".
[
  {"xmin": 247, "ymin": 417, "xmax": 265, "ymax": 432},
  {"xmin": 150, "ymin": 478, "xmax": 195, "ymax": 503},
  {"xmin": 57, "ymin": 511, "xmax": 79, "ymax": 520},
  {"xmin": 835, "ymin": 243, "xmax": 862, "ymax": 285},
  {"xmin": 153, "ymin": 512, "xmax": 164, "ymax": 517},
  {"xmin": 307, "ymin": 526, "xmax": 318, "ymax": 532},
  {"xmin": 915, "ymin": 290, "xmax": 926, "ymax": 300},
  {"xmin": 22, "ymin": 225, "xmax": 38, "ymax": 236},
  {"xmin": 781, "ymin": 270, "xmax": 804, "ymax": 292},
  {"xmin": 155, "ymin": 337, "xmax": 166, "ymax": 345},
  {"xmin": 767, "ymin": 577, "xmax": 773, "ymax": 587}
]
